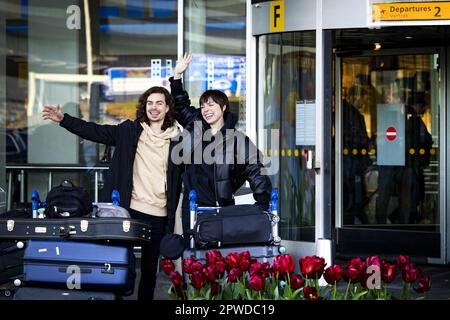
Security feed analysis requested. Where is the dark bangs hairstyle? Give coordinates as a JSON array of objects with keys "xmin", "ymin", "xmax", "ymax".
[
  {"xmin": 136, "ymin": 86, "xmax": 176, "ymax": 131},
  {"xmin": 199, "ymin": 90, "xmax": 230, "ymax": 114}
]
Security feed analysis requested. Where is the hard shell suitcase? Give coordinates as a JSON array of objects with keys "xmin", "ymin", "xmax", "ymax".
[
  {"xmin": 13, "ymin": 287, "xmax": 118, "ymax": 300},
  {"xmin": 0, "ymin": 241, "xmax": 25, "ymax": 286},
  {"xmin": 0, "ymin": 217, "xmax": 152, "ymax": 243},
  {"xmin": 0, "ymin": 189, "xmax": 151, "ymax": 243},
  {"xmin": 23, "ymin": 240, "xmax": 135, "ymax": 295}
]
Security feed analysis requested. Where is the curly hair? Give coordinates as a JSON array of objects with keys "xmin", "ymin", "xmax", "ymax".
[{"xmin": 136, "ymin": 86, "xmax": 176, "ymax": 131}]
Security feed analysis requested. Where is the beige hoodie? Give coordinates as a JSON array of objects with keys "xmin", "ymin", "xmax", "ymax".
[{"xmin": 130, "ymin": 122, "xmax": 179, "ymax": 216}]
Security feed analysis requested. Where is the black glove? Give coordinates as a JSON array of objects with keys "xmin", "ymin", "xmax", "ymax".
[{"xmin": 254, "ymin": 192, "xmax": 270, "ymax": 211}]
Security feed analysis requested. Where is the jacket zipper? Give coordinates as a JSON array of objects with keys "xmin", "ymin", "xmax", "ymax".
[{"xmin": 213, "ymin": 163, "xmax": 219, "ymax": 206}]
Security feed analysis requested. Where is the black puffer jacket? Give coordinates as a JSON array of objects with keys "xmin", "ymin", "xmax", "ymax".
[
  {"xmin": 59, "ymin": 114, "xmax": 183, "ymax": 232},
  {"xmin": 170, "ymin": 77, "xmax": 272, "ymax": 208}
]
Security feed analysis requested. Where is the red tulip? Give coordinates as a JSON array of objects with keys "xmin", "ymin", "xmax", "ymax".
[
  {"xmin": 239, "ymin": 251, "xmax": 251, "ymax": 262},
  {"xmin": 215, "ymin": 261, "xmax": 226, "ymax": 278},
  {"xmin": 414, "ymin": 275, "xmax": 432, "ymax": 293},
  {"xmin": 239, "ymin": 259, "xmax": 251, "ymax": 272},
  {"xmin": 250, "ymin": 261, "xmax": 262, "ymax": 275},
  {"xmin": 182, "ymin": 257, "xmax": 195, "ymax": 274},
  {"xmin": 299, "ymin": 256, "xmax": 326, "ymax": 279},
  {"xmin": 202, "ymin": 265, "xmax": 216, "ymax": 282},
  {"xmin": 381, "ymin": 261, "xmax": 397, "ymax": 283},
  {"xmin": 344, "ymin": 257, "xmax": 366, "ymax": 283},
  {"xmin": 225, "ymin": 252, "xmax": 240, "ymax": 269},
  {"xmin": 313, "ymin": 256, "xmax": 327, "ymax": 278},
  {"xmin": 303, "ymin": 286, "xmax": 320, "ymax": 300},
  {"xmin": 290, "ymin": 274, "xmax": 304, "ymax": 289},
  {"xmin": 191, "ymin": 271, "xmax": 206, "ymax": 289},
  {"xmin": 191, "ymin": 261, "xmax": 203, "ymax": 273},
  {"xmin": 402, "ymin": 263, "xmax": 421, "ymax": 283},
  {"xmin": 366, "ymin": 256, "xmax": 381, "ymax": 267},
  {"xmin": 250, "ymin": 274, "xmax": 265, "ymax": 291},
  {"xmin": 324, "ymin": 265, "xmax": 343, "ymax": 285},
  {"xmin": 211, "ymin": 281, "xmax": 220, "ymax": 296},
  {"xmin": 206, "ymin": 250, "xmax": 223, "ymax": 266},
  {"xmin": 228, "ymin": 268, "xmax": 243, "ymax": 283},
  {"xmin": 169, "ymin": 271, "xmax": 183, "ymax": 287},
  {"xmin": 274, "ymin": 254, "xmax": 295, "ymax": 274},
  {"xmin": 397, "ymin": 255, "xmax": 410, "ymax": 271},
  {"xmin": 161, "ymin": 259, "xmax": 175, "ymax": 275},
  {"xmin": 261, "ymin": 262, "xmax": 273, "ymax": 278},
  {"xmin": 359, "ymin": 269, "xmax": 371, "ymax": 289},
  {"xmin": 299, "ymin": 256, "xmax": 315, "ymax": 277}
]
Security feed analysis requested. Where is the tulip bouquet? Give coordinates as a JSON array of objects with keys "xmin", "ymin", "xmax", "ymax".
[{"xmin": 162, "ymin": 251, "xmax": 431, "ymax": 300}]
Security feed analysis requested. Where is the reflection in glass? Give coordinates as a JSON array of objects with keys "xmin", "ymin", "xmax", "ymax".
[
  {"xmin": 1, "ymin": 0, "xmax": 178, "ymax": 209},
  {"xmin": 185, "ymin": 0, "xmax": 246, "ymax": 130},
  {"xmin": 341, "ymin": 54, "xmax": 439, "ymax": 229},
  {"xmin": 258, "ymin": 32, "xmax": 316, "ymax": 241}
]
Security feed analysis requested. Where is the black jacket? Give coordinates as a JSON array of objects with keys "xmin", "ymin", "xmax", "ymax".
[
  {"xmin": 169, "ymin": 77, "xmax": 272, "ymax": 208},
  {"xmin": 59, "ymin": 114, "xmax": 183, "ymax": 232}
]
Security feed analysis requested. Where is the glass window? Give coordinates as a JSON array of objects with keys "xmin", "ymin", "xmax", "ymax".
[
  {"xmin": 1, "ymin": 0, "xmax": 177, "ymax": 209},
  {"xmin": 184, "ymin": 0, "xmax": 247, "ymax": 130},
  {"xmin": 258, "ymin": 31, "xmax": 316, "ymax": 242},
  {"xmin": 341, "ymin": 54, "xmax": 439, "ymax": 229}
]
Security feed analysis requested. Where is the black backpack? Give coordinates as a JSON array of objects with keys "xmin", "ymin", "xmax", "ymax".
[{"xmin": 44, "ymin": 180, "xmax": 93, "ymax": 218}]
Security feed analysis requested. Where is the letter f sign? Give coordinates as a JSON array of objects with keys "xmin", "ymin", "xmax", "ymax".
[{"xmin": 270, "ymin": 1, "xmax": 285, "ymax": 32}]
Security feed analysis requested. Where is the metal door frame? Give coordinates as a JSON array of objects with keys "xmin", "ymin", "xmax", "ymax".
[{"xmin": 335, "ymin": 47, "xmax": 447, "ymax": 263}]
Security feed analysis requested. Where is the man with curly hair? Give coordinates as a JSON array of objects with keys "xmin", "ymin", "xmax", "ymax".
[{"xmin": 42, "ymin": 87, "xmax": 182, "ymax": 300}]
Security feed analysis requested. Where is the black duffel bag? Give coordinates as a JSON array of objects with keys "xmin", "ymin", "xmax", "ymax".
[
  {"xmin": 193, "ymin": 204, "xmax": 273, "ymax": 248},
  {"xmin": 44, "ymin": 180, "xmax": 93, "ymax": 218}
]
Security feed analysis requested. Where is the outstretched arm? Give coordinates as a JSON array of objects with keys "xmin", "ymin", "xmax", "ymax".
[
  {"xmin": 42, "ymin": 105, "xmax": 119, "ymax": 146},
  {"xmin": 170, "ymin": 53, "xmax": 201, "ymax": 127}
]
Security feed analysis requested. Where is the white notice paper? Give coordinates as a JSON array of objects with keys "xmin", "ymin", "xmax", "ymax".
[{"xmin": 296, "ymin": 100, "xmax": 316, "ymax": 146}]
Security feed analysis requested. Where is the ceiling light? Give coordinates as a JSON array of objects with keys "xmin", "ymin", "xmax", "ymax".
[
  {"xmin": 405, "ymin": 36, "xmax": 413, "ymax": 39},
  {"xmin": 374, "ymin": 42, "xmax": 381, "ymax": 51}
]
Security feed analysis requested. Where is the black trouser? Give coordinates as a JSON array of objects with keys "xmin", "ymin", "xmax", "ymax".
[
  {"xmin": 129, "ymin": 209, "xmax": 167, "ymax": 301},
  {"xmin": 376, "ymin": 166, "xmax": 421, "ymax": 224}
]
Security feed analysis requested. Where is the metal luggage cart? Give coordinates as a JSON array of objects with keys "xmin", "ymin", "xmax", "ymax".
[{"xmin": 183, "ymin": 188, "xmax": 286, "ymax": 263}]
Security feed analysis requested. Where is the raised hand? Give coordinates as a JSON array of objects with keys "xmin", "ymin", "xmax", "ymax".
[
  {"xmin": 42, "ymin": 105, "xmax": 64, "ymax": 123},
  {"xmin": 173, "ymin": 52, "xmax": 193, "ymax": 80}
]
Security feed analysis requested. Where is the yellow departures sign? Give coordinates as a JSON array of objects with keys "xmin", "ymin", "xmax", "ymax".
[{"xmin": 372, "ymin": 1, "xmax": 450, "ymax": 21}]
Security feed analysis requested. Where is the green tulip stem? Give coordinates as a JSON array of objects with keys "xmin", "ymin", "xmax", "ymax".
[
  {"xmin": 287, "ymin": 272, "xmax": 292, "ymax": 297},
  {"xmin": 402, "ymin": 282, "xmax": 411, "ymax": 300},
  {"xmin": 259, "ymin": 291, "xmax": 262, "ymax": 300},
  {"xmin": 315, "ymin": 277, "xmax": 320, "ymax": 295},
  {"xmin": 344, "ymin": 280, "xmax": 351, "ymax": 300},
  {"xmin": 333, "ymin": 281, "xmax": 337, "ymax": 300}
]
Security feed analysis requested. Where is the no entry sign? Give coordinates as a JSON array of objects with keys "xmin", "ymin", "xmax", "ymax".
[{"xmin": 386, "ymin": 126, "xmax": 397, "ymax": 141}]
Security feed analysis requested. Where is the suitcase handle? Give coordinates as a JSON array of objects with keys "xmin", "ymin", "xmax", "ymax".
[{"xmin": 58, "ymin": 267, "xmax": 92, "ymax": 274}]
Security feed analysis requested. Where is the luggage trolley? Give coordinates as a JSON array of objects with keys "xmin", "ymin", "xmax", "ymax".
[
  {"xmin": 0, "ymin": 188, "xmax": 145, "ymax": 299},
  {"xmin": 183, "ymin": 188, "xmax": 286, "ymax": 263}
]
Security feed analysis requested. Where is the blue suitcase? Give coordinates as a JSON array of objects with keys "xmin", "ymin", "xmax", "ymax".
[{"xmin": 23, "ymin": 240, "xmax": 135, "ymax": 295}]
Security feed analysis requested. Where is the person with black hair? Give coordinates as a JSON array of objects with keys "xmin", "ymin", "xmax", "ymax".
[
  {"xmin": 342, "ymin": 86, "xmax": 372, "ymax": 224},
  {"xmin": 375, "ymin": 91, "xmax": 432, "ymax": 224},
  {"xmin": 168, "ymin": 53, "xmax": 272, "ymax": 240},
  {"xmin": 42, "ymin": 86, "xmax": 183, "ymax": 300}
]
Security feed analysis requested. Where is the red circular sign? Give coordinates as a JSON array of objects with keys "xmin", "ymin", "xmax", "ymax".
[{"xmin": 386, "ymin": 127, "xmax": 397, "ymax": 141}]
